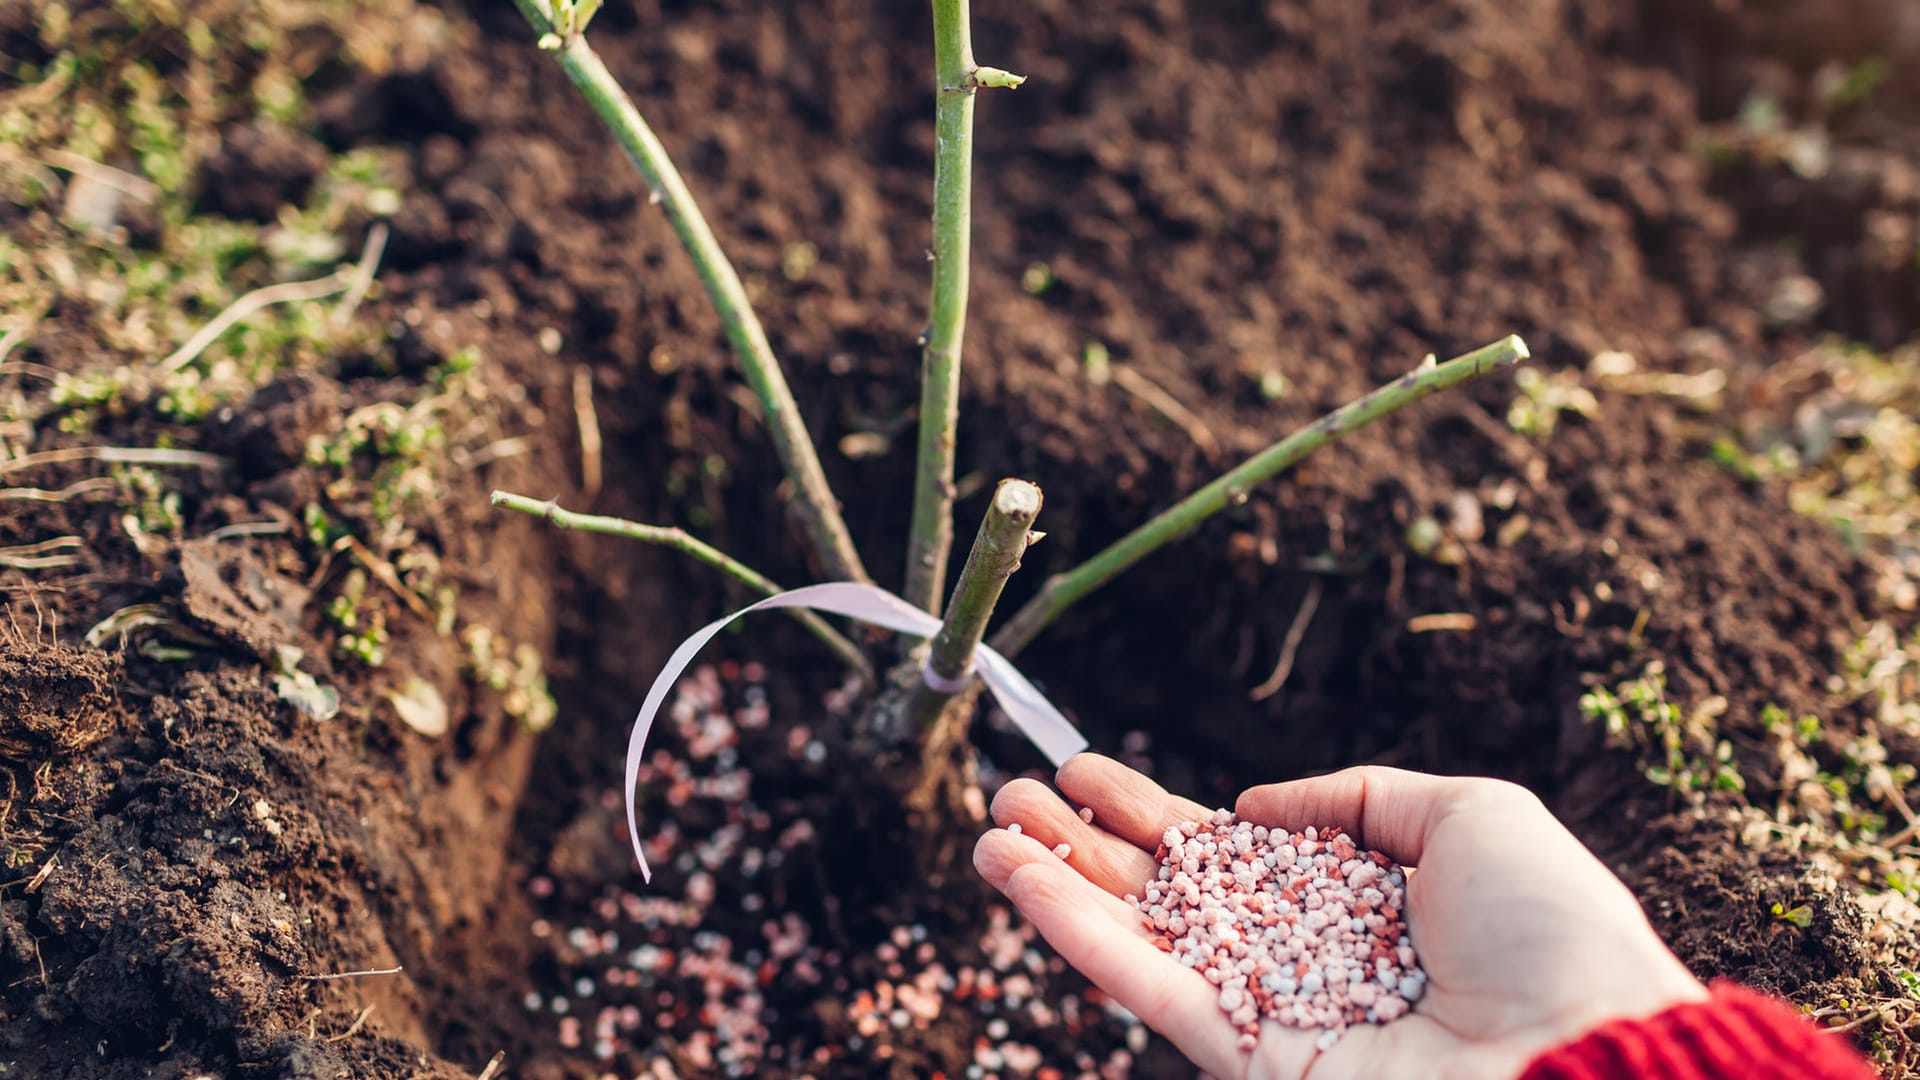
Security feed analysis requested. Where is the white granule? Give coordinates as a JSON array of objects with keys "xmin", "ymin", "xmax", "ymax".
[{"xmin": 1133, "ymin": 811, "xmax": 1423, "ymax": 1049}]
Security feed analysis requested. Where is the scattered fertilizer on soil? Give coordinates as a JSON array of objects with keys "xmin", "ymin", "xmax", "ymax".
[
  {"xmin": 1128, "ymin": 811, "xmax": 1424, "ymax": 1052},
  {"xmin": 521, "ymin": 665, "xmax": 1159, "ymax": 1075}
]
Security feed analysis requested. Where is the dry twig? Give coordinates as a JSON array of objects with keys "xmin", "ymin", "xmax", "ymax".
[
  {"xmin": 1250, "ymin": 578, "xmax": 1323, "ymax": 701},
  {"xmin": 573, "ymin": 364, "xmax": 603, "ymax": 498}
]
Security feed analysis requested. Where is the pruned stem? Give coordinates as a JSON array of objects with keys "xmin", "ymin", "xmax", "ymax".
[
  {"xmin": 905, "ymin": 479, "xmax": 1042, "ymax": 726},
  {"xmin": 903, "ymin": 0, "xmax": 981, "ymax": 614},
  {"xmin": 489, "ymin": 490, "xmax": 872, "ymax": 683},
  {"xmin": 511, "ymin": 4, "xmax": 869, "ymax": 585},
  {"xmin": 989, "ymin": 335, "xmax": 1529, "ymax": 656}
]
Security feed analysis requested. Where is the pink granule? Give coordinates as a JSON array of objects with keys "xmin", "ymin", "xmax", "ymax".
[{"xmin": 1127, "ymin": 810, "xmax": 1426, "ymax": 1052}]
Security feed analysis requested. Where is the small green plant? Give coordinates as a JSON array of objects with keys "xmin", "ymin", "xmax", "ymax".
[
  {"xmin": 48, "ymin": 366, "xmax": 134, "ymax": 431},
  {"xmin": 1770, "ymin": 901, "xmax": 1814, "ymax": 929},
  {"xmin": 1580, "ymin": 664, "xmax": 1744, "ymax": 794},
  {"xmin": 463, "ymin": 625, "xmax": 558, "ymax": 732},
  {"xmin": 302, "ymin": 502, "xmax": 346, "ymax": 548},
  {"xmin": 326, "ymin": 568, "xmax": 389, "ymax": 668},
  {"xmin": 1836, "ymin": 622, "xmax": 1920, "ymax": 728},
  {"xmin": 1886, "ymin": 870, "xmax": 1917, "ymax": 901},
  {"xmin": 1762, "ymin": 697, "xmax": 1918, "ymax": 844},
  {"xmin": 1506, "ymin": 366, "xmax": 1596, "ymax": 438},
  {"xmin": 269, "ymin": 645, "xmax": 340, "ymax": 721},
  {"xmin": 1821, "ymin": 57, "xmax": 1890, "ymax": 111},
  {"xmin": 1763, "ymin": 702, "xmax": 1823, "ymax": 747},
  {"xmin": 302, "ymin": 384, "xmax": 453, "ymax": 550},
  {"xmin": 114, "ymin": 465, "xmax": 182, "ymax": 537}
]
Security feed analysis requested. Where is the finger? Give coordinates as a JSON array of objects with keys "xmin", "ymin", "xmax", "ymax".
[
  {"xmin": 1055, "ymin": 753, "xmax": 1215, "ymax": 851},
  {"xmin": 973, "ymin": 828, "xmax": 1146, "ymax": 933},
  {"xmin": 1235, "ymin": 766, "xmax": 1484, "ymax": 865},
  {"xmin": 991, "ymin": 777, "xmax": 1161, "ymax": 898},
  {"xmin": 995, "ymin": 851, "xmax": 1261, "ymax": 1080},
  {"xmin": 1300, "ymin": 1013, "xmax": 1465, "ymax": 1080}
]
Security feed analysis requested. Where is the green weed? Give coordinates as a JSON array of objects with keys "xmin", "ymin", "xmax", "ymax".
[
  {"xmin": 1506, "ymin": 366, "xmax": 1597, "ymax": 438},
  {"xmin": 463, "ymin": 625, "xmax": 558, "ymax": 732},
  {"xmin": 326, "ymin": 568, "xmax": 389, "ymax": 667},
  {"xmin": 1580, "ymin": 664, "xmax": 1744, "ymax": 794}
]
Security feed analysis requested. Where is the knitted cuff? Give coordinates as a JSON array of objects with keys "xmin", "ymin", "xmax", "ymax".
[{"xmin": 1521, "ymin": 981, "xmax": 1879, "ymax": 1080}]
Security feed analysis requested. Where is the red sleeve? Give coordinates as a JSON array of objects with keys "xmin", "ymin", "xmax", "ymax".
[{"xmin": 1520, "ymin": 981, "xmax": 1879, "ymax": 1080}]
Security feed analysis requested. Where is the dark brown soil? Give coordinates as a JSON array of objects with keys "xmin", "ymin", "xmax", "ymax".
[{"xmin": 4, "ymin": 0, "xmax": 1920, "ymax": 1076}]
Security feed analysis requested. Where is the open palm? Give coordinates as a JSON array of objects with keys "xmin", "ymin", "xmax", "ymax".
[{"xmin": 975, "ymin": 755, "xmax": 1706, "ymax": 1080}]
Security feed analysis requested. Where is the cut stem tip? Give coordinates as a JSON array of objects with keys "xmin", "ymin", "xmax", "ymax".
[{"xmin": 993, "ymin": 478, "xmax": 1042, "ymax": 523}]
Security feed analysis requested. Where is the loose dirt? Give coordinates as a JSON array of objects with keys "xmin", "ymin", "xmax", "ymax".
[{"xmin": 4, "ymin": 0, "xmax": 1919, "ymax": 1076}]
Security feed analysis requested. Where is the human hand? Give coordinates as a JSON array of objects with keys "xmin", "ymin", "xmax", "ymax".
[{"xmin": 975, "ymin": 755, "xmax": 1707, "ymax": 1080}]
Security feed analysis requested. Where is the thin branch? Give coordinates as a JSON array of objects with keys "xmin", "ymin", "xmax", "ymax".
[
  {"xmin": 0, "ymin": 478, "xmax": 116, "ymax": 503},
  {"xmin": 332, "ymin": 221, "xmax": 389, "ymax": 329},
  {"xmin": 1408, "ymin": 612, "xmax": 1476, "ymax": 633},
  {"xmin": 1872, "ymin": 769, "xmax": 1920, "ymax": 850},
  {"xmin": 160, "ymin": 271, "xmax": 351, "ymax": 373},
  {"xmin": 337, "ymin": 533, "xmax": 439, "ymax": 624},
  {"xmin": 325, "ymin": 1004, "xmax": 377, "ymax": 1043},
  {"xmin": 904, "ymin": 479, "xmax": 1042, "ymax": 726},
  {"xmin": 202, "ymin": 521, "xmax": 290, "ymax": 542},
  {"xmin": 904, "ymin": 0, "xmax": 980, "ymax": 614},
  {"xmin": 42, "ymin": 149, "xmax": 160, "ymax": 204},
  {"xmin": 1112, "ymin": 365, "xmax": 1223, "ymax": 462},
  {"xmin": 573, "ymin": 364, "xmax": 603, "ymax": 498},
  {"xmin": 298, "ymin": 965, "xmax": 405, "ymax": 981},
  {"xmin": 990, "ymin": 335, "xmax": 1528, "ymax": 656},
  {"xmin": 0, "ymin": 555, "xmax": 78, "ymax": 571},
  {"xmin": 0, "ymin": 327, "xmax": 33, "ymax": 366},
  {"xmin": 1249, "ymin": 577, "xmax": 1322, "ymax": 701},
  {"xmin": 0, "ymin": 537, "xmax": 82, "ymax": 560},
  {"xmin": 512, "ymin": 7, "xmax": 869, "ymax": 585},
  {"xmin": 489, "ymin": 489, "xmax": 872, "ymax": 683},
  {"xmin": 0, "ymin": 360, "xmax": 58, "ymax": 381},
  {"xmin": 22, "ymin": 854, "xmax": 57, "ymax": 894},
  {"xmin": 0, "ymin": 445, "xmax": 227, "ymax": 478}
]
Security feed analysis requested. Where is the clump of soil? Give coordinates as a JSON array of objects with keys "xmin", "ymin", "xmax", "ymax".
[
  {"xmin": 195, "ymin": 120, "xmax": 331, "ymax": 222},
  {"xmin": 0, "ymin": 640, "xmax": 118, "ymax": 758},
  {"xmin": 4, "ymin": 0, "xmax": 1920, "ymax": 1076}
]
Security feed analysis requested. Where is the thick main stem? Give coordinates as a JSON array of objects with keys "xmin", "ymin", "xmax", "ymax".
[
  {"xmin": 903, "ymin": 0, "xmax": 979, "ymax": 615},
  {"xmin": 904, "ymin": 479, "xmax": 1042, "ymax": 726},
  {"xmin": 512, "ymin": 5, "xmax": 868, "ymax": 585},
  {"xmin": 989, "ymin": 335, "xmax": 1529, "ymax": 656},
  {"xmin": 489, "ymin": 490, "xmax": 872, "ymax": 683}
]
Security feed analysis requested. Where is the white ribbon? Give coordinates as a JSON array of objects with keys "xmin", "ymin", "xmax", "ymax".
[{"xmin": 626, "ymin": 582, "xmax": 1088, "ymax": 881}]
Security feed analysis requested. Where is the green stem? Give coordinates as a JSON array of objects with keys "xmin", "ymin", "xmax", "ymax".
[
  {"xmin": 905, "ymin": 479, "xmax": 1042, "ymax": 726},
  {"xmin": 988, "ymin": 335, "xmax": 1529, "ymax": 657},
  {"xmin": 512, "ymin": 6, "xmax": 869, "ymax": 585},
  {"xmin": 903, "ymin": 0, "xmax": 980, "ymax": 615},
  {"xmin": 490, "ymin": 490, "xmax": 872, "ymax": 683}
]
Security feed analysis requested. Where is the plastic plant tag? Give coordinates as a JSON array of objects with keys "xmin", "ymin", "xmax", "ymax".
[{"xmin": 626, "ymin": 582, "xmax": 1089, "ymax": 881}]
